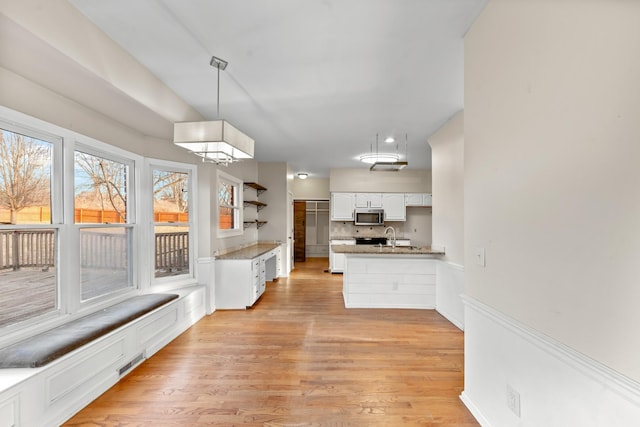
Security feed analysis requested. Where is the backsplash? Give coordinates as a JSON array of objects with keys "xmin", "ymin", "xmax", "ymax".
[{"xmin": 330, "ymin": 208, "xmax": 432, "ymax": 246}]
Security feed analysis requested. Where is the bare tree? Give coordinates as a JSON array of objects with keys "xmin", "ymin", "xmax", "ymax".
[
  {"xmin": 74, "ymin": 152, "xmax": 127, "ymax": 222},
  {"xmin": 0, "ymin": 130, "xmax": 51, "ymax": 224},
  {"xmin": 153, "ymin": 170, "xmax": 188, "ymax": 213}
]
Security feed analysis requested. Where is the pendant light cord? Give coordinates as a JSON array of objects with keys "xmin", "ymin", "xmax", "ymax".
[{"xmin": 216, "ymin": 63, "xmax": 220, "ymax": 119}]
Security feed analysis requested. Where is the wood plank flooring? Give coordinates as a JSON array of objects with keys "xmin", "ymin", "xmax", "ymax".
[{"xmin": 64, "ymin": 258, "xmax": 479, "ymax": 426}]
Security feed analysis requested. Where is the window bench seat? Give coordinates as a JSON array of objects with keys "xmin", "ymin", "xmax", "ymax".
[
  {"xmin": 0, "ymin": 286, "xmax": 206, "ymax": 426},
  {"xmin": 0, "ymin": 293, "xmax": 179, "ymax": 369}
]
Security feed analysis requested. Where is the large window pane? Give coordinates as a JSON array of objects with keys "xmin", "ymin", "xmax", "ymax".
[
  {"xmin": 0, "ymin": 128, "xmax": 52, "ymax": 224},
  {"xmin": 74, "ymin": 151, "xmax": 128, "ymax": 224},
  {"xmin": 0, "ymin": 127, "xmax": 56, "ymax": 327},
  {"xmin": 153, "ymin": 169, "xmax": 190, "ymax": 278},
  {"xmin": 80, "ymin": 227, "xmax": 132, "ymax": 301},
  {"xmin": 0, "ymin": 229, "xmax": 57, "ymax": 327},
  {"xmin": 154, "ymin": 225, "xmax": 189, "ymax": 277}
]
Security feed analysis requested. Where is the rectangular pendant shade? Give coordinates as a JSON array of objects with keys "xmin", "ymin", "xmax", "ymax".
[{"xmin": 174, "ymin": 120, "xmax": 254, "ymax": 163}]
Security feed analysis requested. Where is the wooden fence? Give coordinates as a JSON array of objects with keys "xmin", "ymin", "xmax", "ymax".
[
  {"xmin": 0, "ymin": 230, "xmax": 189, "ymax": 273},
  {"xmin": 0, "ymin": 207, "xmax": 189, "ymax": 225}
]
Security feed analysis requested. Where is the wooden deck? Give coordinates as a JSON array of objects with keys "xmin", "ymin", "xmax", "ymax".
[
  {"xmin": 63, "ymin": 258, "xmax": 479, "ymax": 426},
  {"xmin": 0, "ymin": 268, "xmax": 128, "ymax": 328},
  {"xmin": 0, "ymin": 268, "xmax": 56, "ymax": 327}
]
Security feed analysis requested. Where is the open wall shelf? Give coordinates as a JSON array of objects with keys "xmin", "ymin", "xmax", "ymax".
[
  {"xmin": 243, "ymin": 220, "xmax": 268, "ymax": 229},
  {"xmin": 243, "ymin": 182, "xmax": 267, "ymax": 196},
  {"xmin": 244, "ymin": 200, "xmax": 267, "ymax": 211}
]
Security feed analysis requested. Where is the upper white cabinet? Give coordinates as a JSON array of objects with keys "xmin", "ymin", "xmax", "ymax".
[
  {"xmin": 405, "ymin": 193, "xmax": 432, "ymax": 207},
  {"xmin": 331, "ymin": 192, "xmax": 356, "ymax": 220},
  {"xmin": 355, "ymin": 193, "xmax": 383, "ymax": 208},
  {"xmin": 382, "ymin": 193, "xmax": 406, "ymax": 221},
  {"xmin": 332, "ymin": 192, "xmax": 410, "ymax": 221}
]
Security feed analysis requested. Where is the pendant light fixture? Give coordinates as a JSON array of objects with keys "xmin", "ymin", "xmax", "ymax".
[
  {"xmin": 360, "ymin": 134, "xmax": 408, "ymax": 171},
  {"xmin": 173, "ymin": 56, "xmax": 254, "ymax": 165}
]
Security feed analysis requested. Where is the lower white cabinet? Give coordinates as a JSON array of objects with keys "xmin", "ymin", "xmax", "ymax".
[
  {"xmin": 216, "ymin": 248, "xmax": 280, "ymax": 309},
  {"xmin": 329, "ymin": 239, "xmax": 355, "ymax": 273},
  {"xmin": 343, "ymin": 254, "xmax": 436, "ymax": 309}
]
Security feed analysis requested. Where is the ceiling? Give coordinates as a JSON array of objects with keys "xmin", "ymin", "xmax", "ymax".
[{"xmin": 69, "ymin": 0, "xmax": 485, "ymax": 177}]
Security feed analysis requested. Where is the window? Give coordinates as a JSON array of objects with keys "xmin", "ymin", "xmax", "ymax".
[
  {"xmin": 0, "ymin": 124, "xmax": 59, "ymax": 328},
  {"xmin": 74, "ymin": 148, "xmax": 134, "ymax": 301},
  {"xmin": 0, "ymin": 106, "xmax": 197, "ymax": 340},
  {"xmin": 217, "ymin": 171, "xmax": 243, "ymax": 237},
  {"xmin": 152, "ymin": 165, "xmax": 193, "ymax": 279}
]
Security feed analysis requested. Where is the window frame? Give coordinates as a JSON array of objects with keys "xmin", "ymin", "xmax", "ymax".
[
  {"xmin": 0, "ymin": 118, "xmax": 63, "ymax": 331},
  {"xmin": 147, "ymin": 158, "xmax": 197, "ymax": 288},
  {"xmin": 72, "ymin": 142, "xmax": 140, "ymax": 309},
  {"xmin": 217, "ymin": 170, "xmax": 243, "ymax": 238}
]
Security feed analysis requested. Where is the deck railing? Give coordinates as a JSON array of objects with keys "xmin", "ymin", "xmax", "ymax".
[{"xmin": 0, "ymin": 230, "xmax": 189, "ymax": 273}]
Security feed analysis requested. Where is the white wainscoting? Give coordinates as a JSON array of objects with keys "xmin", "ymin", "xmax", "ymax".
[
  {"xmin": 197, "ymin": 257, "xmax": 215, "ymax": 314},
  {"xmin": 461, "ymin": 296, "xmax": 640, "ymax": 427},
  {"xmin": 0, "ymin": 286, "xmax": 206, "ymax": 427},
  {"xmin": 435, "ymin": 261, "xmax": 465, "ymax": 330}
]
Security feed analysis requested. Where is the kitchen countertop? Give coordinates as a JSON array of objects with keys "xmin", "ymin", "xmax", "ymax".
[
  {"xmin": 331, "ymin": 245, "xmax": 444, "ymax": 255},
  {"xmin": 215, "ymin": 243, "xmax": 280, "ymax": 260}
]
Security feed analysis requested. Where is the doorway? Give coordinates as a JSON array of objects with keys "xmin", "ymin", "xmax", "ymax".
[{"xmin": 294, "ymin": 201, "xmax": 306, "ymax": 262}]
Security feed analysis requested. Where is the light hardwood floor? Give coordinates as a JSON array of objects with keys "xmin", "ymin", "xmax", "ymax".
[{"xmin": 64, "ymin": 258, "xmax": 479, "ymax": 426}]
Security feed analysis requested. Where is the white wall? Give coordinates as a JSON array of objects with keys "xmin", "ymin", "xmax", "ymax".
[
  {"xmin": 293, "ymin": 177, "xmax": 330, "ymax": 200},
  {"xmin": 463, "ymin": 0, "xmax": 640, "ymax": 424},
  {"xmin": 257, "ymin": 162, "xmax": 289, "ymax": 243},
  {"xmin": 330, "ymin": 168, "xmax": 431, "ymax": 193},
  {"xmin": 429, "ymin": 111, "xmax": 464, "ymax": 266}
]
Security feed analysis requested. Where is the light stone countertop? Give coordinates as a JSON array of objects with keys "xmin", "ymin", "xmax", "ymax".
[
  {"xmin": 215, "ymin": 243, "xmax": 280, "ymax": 260},
  {"xmin": 331, "ymin": 244, "xmax": 444, "ymax": 255}
]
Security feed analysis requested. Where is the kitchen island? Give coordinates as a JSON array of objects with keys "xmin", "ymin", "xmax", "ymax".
[{"xmin": 331, "ymin": 245, "xmax": 444, "ymax": 309}]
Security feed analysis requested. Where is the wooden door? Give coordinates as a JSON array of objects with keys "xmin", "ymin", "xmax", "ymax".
[{"xmin": 294, "ymin": 201, "xmax": 306, "ymax": 262}]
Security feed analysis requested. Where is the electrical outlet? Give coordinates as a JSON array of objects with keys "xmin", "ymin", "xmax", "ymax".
[{"xmin": 507, "ymin": 384, "xmax": 521, "ymax": 417}]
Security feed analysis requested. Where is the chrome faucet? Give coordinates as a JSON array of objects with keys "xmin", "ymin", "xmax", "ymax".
[{"xmin": 384, "ymin": 226, "xmax": 396, "ymax": 248}]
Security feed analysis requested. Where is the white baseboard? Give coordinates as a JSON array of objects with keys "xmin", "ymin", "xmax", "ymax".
[{"xmin": 462, "ymin": 296, "xmax": 640, "ymax": 427}]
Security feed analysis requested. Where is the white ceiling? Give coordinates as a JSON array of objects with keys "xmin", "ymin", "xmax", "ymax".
[{"xmin": 69, "ymin": 0, "xmax": 485, "ymax": 177}]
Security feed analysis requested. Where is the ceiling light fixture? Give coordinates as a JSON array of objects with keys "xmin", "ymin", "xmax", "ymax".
[
  {"xmin": 297, "ymin": 172, "xmax": 309, "ymax": 179},
  {"xmin": 173, "ymin": 56, "xmax": 254, "ymax": 166},
  {"xmin": 384, "ymin": 137, "xmax": 395, "ymax": 143},
  {"xmin": 360, "ymin": 134, "xmax": 408, "ymax": 171}
]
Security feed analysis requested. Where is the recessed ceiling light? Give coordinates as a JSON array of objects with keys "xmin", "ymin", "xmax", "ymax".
[
  {"xmin": 384, "ymin": 137, "xmax": 395, "ymax": 143},
  {"xmin": 297, "ymin": 172, "xmax": 309, "ymax": 179}
]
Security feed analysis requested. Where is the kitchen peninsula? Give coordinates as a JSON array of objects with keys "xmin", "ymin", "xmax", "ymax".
[{"xmin": 331, "ymin": 244, "xmax": 444, "ymax": 309}]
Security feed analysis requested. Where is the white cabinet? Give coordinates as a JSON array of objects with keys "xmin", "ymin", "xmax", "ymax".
[
  {"xmin": 216, "ymin": 247, "xmax": 280, "ymax": 309},
  {"xmin": 329, "ymin": 239, "xmax": 355, "ymax": 273},
  {"xmin": 343, "ymin": 255, "xmax": 436, "ymax": 309},
  {"xmin": 405, "ymin": 193, "xmax": 432, "ymax": 207},
  {"xmin": 382, "ymin": 193, "xmax": 406, "ymax": 221},
  {"xmin": 330, "ymin": 193, "xmax": 355, "ymax": 220},
  {"xmin": 355, "ymin": 193, "xmax": 383, "ymax": 208}
]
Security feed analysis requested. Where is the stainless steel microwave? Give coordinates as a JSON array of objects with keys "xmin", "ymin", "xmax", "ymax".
[{"xmin": 354, "ymin": 208, "xmax": 384, "ymax": 225}]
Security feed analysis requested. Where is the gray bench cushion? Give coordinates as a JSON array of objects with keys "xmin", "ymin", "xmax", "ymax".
[{"xmin": 0, "ymin": 293, "xmax": 179, "ymax": 368}]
